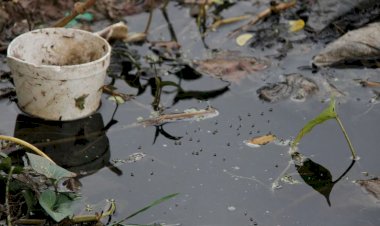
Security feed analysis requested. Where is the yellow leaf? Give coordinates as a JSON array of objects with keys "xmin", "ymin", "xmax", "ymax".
[
  {"xmin": 289, "ymin": 19, "xmax": 305, "ymax": 32},
  {"xmin": 244, "ymin": 134, "xmax": 276, "ymax": 148},
  {"xmin": 236, "ymin": 33, "xmax": 253, "ymax": 46}
]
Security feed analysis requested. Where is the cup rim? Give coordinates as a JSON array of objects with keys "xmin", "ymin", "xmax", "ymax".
[{"xmin": 6, "ymin": 27, "xmax": 112, "ymax": 69}]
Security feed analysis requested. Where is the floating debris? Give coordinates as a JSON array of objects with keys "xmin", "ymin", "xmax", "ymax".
[
  {"xmin": 244, "ymin": 134, "xmax": 276, "ymax": 148},
  {"xmin": 139, "ymin": 107, "xmax": 219, "ymax": 126},
  {"xmin": 313, "ymin": 22, "xmax": 380, "ymax": 67},
  {"xmin": 236, "ymin": 33, "xmax": 254, "ymax": 46},
  {"xmin": 356, "ymin": 178, "xmax": 380, "ymax": 201},
  {"xmin": 288, "ymin": 19, "xmax": 305, "ymax": 32},
  {"xmin": 280, "ymin": 175, "xmax": 301, "ymax": 185},
  {"xmin": 227, "ymin": 206, "xmax": 237, "ymax": 212},
  {"xmin": 257, "ymin": 73, "xmax": 318, "ymax": 103},
  {"xmin": 193, "ymin": 51, "xmax": 267, "ymax": 83},
  {"xmin": 112, "ymin": 152, "xmax": 147, "ymax": 165},
  {"xmin": 150, "ymin": 40, "xmax": 181, "ymax": 60}
]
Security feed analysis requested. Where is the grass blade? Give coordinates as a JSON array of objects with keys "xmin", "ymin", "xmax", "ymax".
[{"xmin": 111, "ymin": 193, "xmax": 179, "ymax": 226}]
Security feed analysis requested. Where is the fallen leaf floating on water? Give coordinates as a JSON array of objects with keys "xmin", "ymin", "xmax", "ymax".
[
  {"xmin": 356, "ymin": 178, "xmax": 380, "ymax": 201},
  {"xmin": 244, "ymin": 134, "xmax": 276, "ymax": 148},
  {"xmin": 236, "ymin": 33, "xmax": 254, "ymax": 46},
  {"xmin": 193, "ymin": 51, "xmax": 267, "ymax": 83},
  {"xmin": 257, "ymin": 73, "xmax": 318, "ymax": 103},
  {"xmin": 288, "ymin": 19, "xmax": 305, "ymax": 32},
  {"xmin": 139, "ymin": 107, "xmax": 219, "ymax": 126},
  {"xmin": 313, "ymin": 22, "xmax": 380, "ymax": 67}
]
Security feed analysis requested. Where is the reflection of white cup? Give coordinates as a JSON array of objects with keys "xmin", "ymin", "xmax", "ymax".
[
  {"xmin": 7, "ymin": 28, "xmax": 111, "ymax": 121},
  {"xmin": 14, "ymin": 113, "xmax": 110, "ymax": 175}
]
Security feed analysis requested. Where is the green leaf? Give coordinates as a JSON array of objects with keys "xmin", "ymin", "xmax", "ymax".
[
  {"xmin": 292, "ymin": 98, "xmax": 337, "ymax": 148},
  {"xmin": 39, "ymin": 190, "xmax": 74, "ymax": 222},
  {"xmin": 22, "ymin": 189, "xmax": 38, "ymax": 213},
  {"xmin": 112, "ymin": 193, "xmax": 179, "ymax": 225},
  {"xmin": 26, "ymin": 153, "xmax": 76, "ymax": 181}
]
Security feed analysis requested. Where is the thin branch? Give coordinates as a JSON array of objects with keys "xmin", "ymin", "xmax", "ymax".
[
  {"xmin": 229, "ymin": 1, "xmax": 296, "ymax": 37},
  {"xmin": 53, "ymin": 0, "xmax": 96, "ymax": 27}
]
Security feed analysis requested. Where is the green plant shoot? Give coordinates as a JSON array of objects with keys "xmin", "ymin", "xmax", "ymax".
[{"xmin": 291, "ymin": 98, "xmax": 357, "ymax": 159}]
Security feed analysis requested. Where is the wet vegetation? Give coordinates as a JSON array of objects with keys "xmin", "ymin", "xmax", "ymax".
[{"xmin": 1, "ymin": 0, "xmax": 380, "ymax": 225}]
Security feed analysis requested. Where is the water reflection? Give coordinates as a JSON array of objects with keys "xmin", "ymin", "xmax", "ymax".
[
  {"xmin": 13, "ymin": 113, "xmax": 118, "ymax": 177},
  {"xmin": 292, "ymin": 152, "xmax": 355, "ymax": 206}
]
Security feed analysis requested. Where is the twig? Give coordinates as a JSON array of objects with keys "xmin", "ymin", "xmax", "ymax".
[
  {"xmin": 6, "ymin": 166, "xmax": 15, "ymax": 226},
  {"xmin": 13, "ymin": 219, "xmax": 46, "ymax": 225},
  {"xmin": 209, "ymin": 15, "xmax": 251, "ymax": 31},
  {"xmin": 229, "ymin": 1, "xmax": 296, "ymax": 37},
  {"xmin": 0, "ymin": 135, "xmax": 55, "ymax": 163},
  {"xmin": 71, "ymin": 199, "xmax": 116, "ymax": 223},
  {"xmin": 53, "ymin": 0, "xmax": 96, "ymax": 27}
]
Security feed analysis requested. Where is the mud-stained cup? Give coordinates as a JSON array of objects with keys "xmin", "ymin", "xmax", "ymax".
[{"xmin": 7, "ymin": 28, "xmax": 111, "ymax": 121}]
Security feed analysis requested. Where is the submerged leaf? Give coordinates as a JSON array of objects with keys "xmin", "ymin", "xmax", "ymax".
[
  {"xmin": 292, "ymin": 98, "xmax": 336, "ymax": 148},
  {"xmin": 313, "ymin": 22, "xmax": 380, "ymax": 67},
  {"xmin": 26, "ymin": 153, "xmax": 77, "ymax": 181},
  {"xmin": 257, "ymin": 73, "xmax": 318, "ymax": 103},
  {"xmin": 193, "ymin": 51, "xmax": 267, "ymax": 82}
]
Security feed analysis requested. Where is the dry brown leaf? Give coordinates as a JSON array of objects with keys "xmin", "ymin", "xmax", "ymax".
[
  {"xmin": 356, "ymin": 178, "xmax": 380, "ymax": 201},
  {"xmin": 313, "ymin": 22, "xmax": 380, "ymax": 67},
  {"xmin": 193, "ymin": 51, "xmax": 267, "ymax": 83},
  {"xmin": 246, "ymin": 134, "xmax": 276, "ymax": 146},
  {"xmin": 139, "ymin": 107, "xmax": 219, "ymax": 126}
]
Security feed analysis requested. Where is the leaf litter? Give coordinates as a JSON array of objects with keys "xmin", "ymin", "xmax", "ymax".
[
  {"xmin": 313, "ymin": 22, "xmax": 380, "ymax": 67},
  {"xmin": 356, "ymin": 178, "xmax": 380, "ymax": 201},
  {"xmin": 139, "ymin": 106, "xmax": 219, "ymax": 127},
  {"xmin": 192, "ymin": 51, "xmax": 268, "ymax": 83},
  {"xmin": 257, "ymin": 73, "xmax": 319, "ymax": 103}
]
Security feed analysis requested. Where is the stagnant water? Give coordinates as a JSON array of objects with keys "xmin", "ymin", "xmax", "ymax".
[{"xmin": 1, "ymin": 1, "xmax": 380, "ymax": 225}]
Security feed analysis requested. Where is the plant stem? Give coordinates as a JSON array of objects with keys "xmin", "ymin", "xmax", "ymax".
[
  {"xmin": 335, "ymin": 116, "xmax": 357, "ymax": 159},
  {"xmin": 0, "ymin": 135, "xmax": 55, "ymax": 163},
  {"xmin": 6, "ymin": 166, "xmax": 15, "ymax": 226},
  {"xmin": 144, "ymin": 0, "xmax": 154, "ymax": 34}
]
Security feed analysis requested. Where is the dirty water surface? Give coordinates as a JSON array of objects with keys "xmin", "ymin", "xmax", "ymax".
[{"xmin": 1, "ymin": 1, "xmax": 380, "ymax": 225}]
